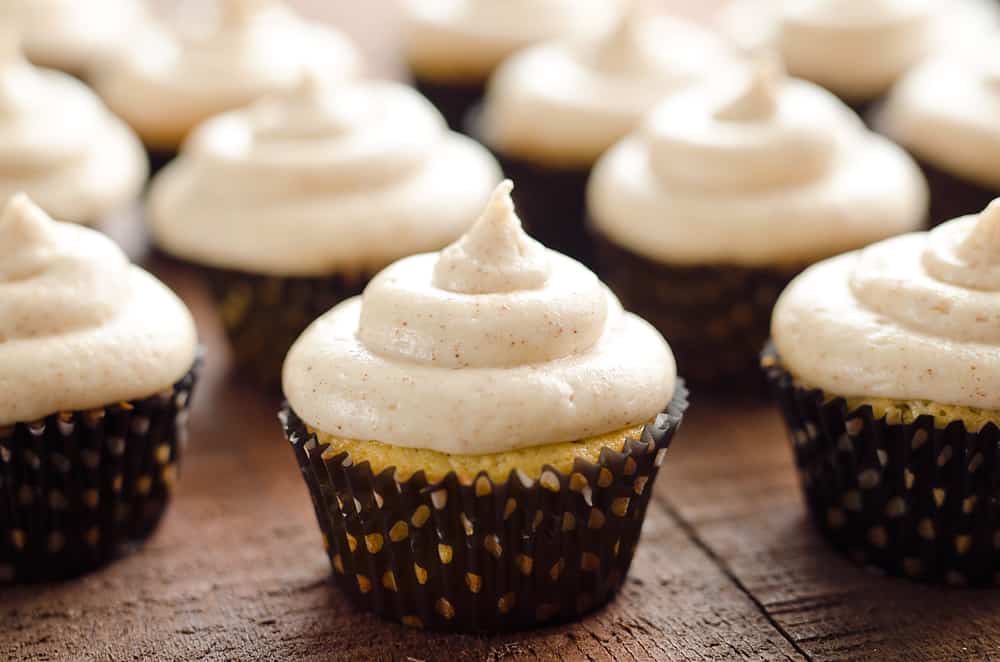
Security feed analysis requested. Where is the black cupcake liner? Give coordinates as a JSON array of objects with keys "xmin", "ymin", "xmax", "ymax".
[
  {"xmin": 762, "ymin": 344, "xmax": 1000, "ymax": 586},
  {"xmin": 413, "ymin": 75, "xmax": 486, "ymax": 134},
  {"xmin": 0, "ymin": 361, "xmax": 200, "ymax": 583},
  {"xmin": 281, "ymin": 383, "xmax": 688, "ymax": 632},
  {"xmin": 201, "ymin": 266, "xmax": 371, "ymax": 391},
  {"xmin": 916, "ymin": 158, "xmax": 998, "ymax": 228},
  {"xmin": 595, "ymin": 232, "xmax": 799, "ymax": 395}
]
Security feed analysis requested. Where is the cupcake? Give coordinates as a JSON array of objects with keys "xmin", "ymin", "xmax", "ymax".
[
  {"xmin": 148, "ymin": 75, "xmax": 501, "ymax": 388},
  {"xmin": 0, "ymin": 194, "xmax": 200, "ymax": 583},
  {"xmin": 765, "ymin": 199, "xmax": 1000, "ymax": 585},
  {"xmin": 400, "ymin": 0, "xmax": 621, "ymax": 132},
  {"xmin": 0, "ymin": 36, "xmax": 147, "ymax": 227},
  {"xmin": 588, "ymin": 59, "xmax": 928, "ymax": 393},
  {"xmin": 473, "ymin": 7, "xmax": 733, "ymax": 266},
  {"xmin": 0, "ymin": 0, "xmax": 146, "ymax": 77},
  {"xmin": 281, "ymin": 181, "xmax": 686, "ymax": 631},
  {"xmin": 877, "ymin": 45, "xmax": 1000, "ymax": 227},
  {"xmin": 716, "ymin": 0, "xmax": 998, "ymax": 117},
  {"xmin": 92, "ymin": 0, "xmax": 362, "ymax": 171}
]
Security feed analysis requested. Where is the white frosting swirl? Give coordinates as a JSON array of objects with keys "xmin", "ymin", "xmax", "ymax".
[
  {"xmin": 283, "ymin": 182, "xmax": 676, "ymax": 454},
  {"xmin": 149, "ymin": 77, "xmax": 501, "ymax": 275},
  {"xmin": 0, "ymin": 37, "xmax": 147, "ymax": 225},
  {"xmin": 717, "ymin": 0, "xmax": 999, "ymax": 102},
  {"xmin": 478, "ymin": 8, "xmax": 734, "ymax": 167},
  {"xmin": 588, "ymin": 60, "xmax": 928, "ymax": 266},
  {"xmin": 0, "ymin": 195, "xmax": 198, "ymax": 425},
  {"xmin": 879, "ymin": 43, "xmax": 1000, "ymax": 188},
  {"xmin": 402, "ymin": 0, "xmax": 622, "ymax": 82},
  {"xmin": 93, "ymin": 0, "xmax": 362, "ymax": 149},
  {"xmin": 773, "ymin": 199, "xmax": 1000, "ymax": 409}
]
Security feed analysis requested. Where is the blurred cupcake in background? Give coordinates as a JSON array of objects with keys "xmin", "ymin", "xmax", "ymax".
[
  {"xmin": 148, "ymin": 74, "xmax": 501, "ymax": 388},
  {"xmin": 0, "ymin": 194, "xmax": 200, "ymax": 583},
  {"xmin": 400, "ymin": 0, "xmax": 622, "ymax": 132},
  {"xmin": 473, "ymin": 2, "xmax": 734, "ymax": 266},
  {"xmin": 588, "ymin": 58, "xmax": 928, "ymax": 393},
  {"xmin": 0, "ymin": 0, "xmax": 147, "ymax": 77},
  {"xmin": 764, "ymin": 199, "xmax": 1000, "ymax": 585},
  {"xmin": 716, "ymin": 0, "xmax": 998, "ymax": 116},
  {"xmin": 92, "ymin": 0, "xmax": 362, "ymax": 171},
  {"xmin": 877, "ymin": 43, "xmax": 1000, "ymax": 227},
  {"xmin": 0, "ymin": 33, "xmax": 146, "ymax": 226},
  {"xmin": 281, "ymin": 181, "xmax": 687, "ymax": 631}
]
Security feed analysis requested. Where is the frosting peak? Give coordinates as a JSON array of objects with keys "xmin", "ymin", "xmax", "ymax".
[
  {"xmin": 714, "ymin": 56, "xmax": 782, "ymax": 122},
  {"xmin": 956, "ymin": 199, "xmax": 1000, "ymax": 264},
  {"xmin": 432, "ymin": 181, "xmax": 550, "ymax": 294},
  {"xmin": 0, "ymin": 195, "xmax": 58, "ymax": 280},
  {"xmin": 922, "ymin": 199, "xmax": 1000, "ymax": 291}
]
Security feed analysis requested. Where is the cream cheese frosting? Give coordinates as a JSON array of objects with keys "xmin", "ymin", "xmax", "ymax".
[
  {"xmin": 0, "ymin": 37, "xmax": 147, "ymax": 225},
  {"xmin": 772, "ymin": 199, "xmax": 1000, "ymax": 409},
  {"xmin": 588, "ymin": 59, "xmax": 928, "ymax": 266},
  {"xmin": 0, "ymin": 195, "xmax": 198, "ymax": 425},
  {"xmin": 477, "ymin": 6, "xmax": 735, "ymax": 167},
  {"xmin": 879, "ymin": 44, "xmax": 1000, "ymax": 188},
  {"xmin": 283, "ymin": 181, "xmax": 676, "ymax": 454},
  {"xmin": 717, "ymin": 0, "xmax": 999, "ymax": 102},
  {"xmin": 148, "ymin": 76, "xmax": 501, "ymax": 276},
  {"xmin": 401, "ymin": 0, "xmax": 622, "ymax": 83},
  {"xmin": 92, "ymin": 0, "xmax": 363, "ymax": 150}
]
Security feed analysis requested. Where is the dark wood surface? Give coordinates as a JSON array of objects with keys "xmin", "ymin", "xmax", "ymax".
[{"xmin": 4, "ymin": 3, "xmax": 1000, "ymax": 661}]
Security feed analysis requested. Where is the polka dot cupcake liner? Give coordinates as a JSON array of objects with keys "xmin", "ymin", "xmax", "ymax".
[
  {"xmin": 201, "ymin": 266, "xmax": 371, "ymax": 391},
  {"xmin": 413, "ymin": 76, "xmax": 487, "ymax": 133},
  {"xmin": 280, "ymin": 384, "xmax": 688, "ymax": 632},
  {"xmin": 0, "ymin": 360, "xmax": 200, "ymax": 583},
  {"xmin": 763, "ymin": 344, "xmax": 1000, "ymax": 586},
  {"xmin": 595, "ymin": 233, "xmax": 800, "ymax": 395}
]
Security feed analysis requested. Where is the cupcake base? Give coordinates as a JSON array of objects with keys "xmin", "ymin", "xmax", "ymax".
[
  {"xmin": 414, "ymin": 76, "xmax": 486, "ymax": 134},
  {"xmin": 763, "ymin": 344, "xmax": 1000, "ymax": 586},
  {"xmin": 202, "ymin": 266, "xmax": 370, "ymax": 391},
  {"xmin": 281, "ymin": 384, "xmax": 688, "ymax": 632},
  {"xmin": 0, "ymin": 362, "xmax": 200, "ymax": 583},
  {"xmin": 917, "ymin": 159, "xmax": 998, "ymax": 227},
  {"xmin": 595, "ymin": 233, "xmax": 799, "ymax": 395}
]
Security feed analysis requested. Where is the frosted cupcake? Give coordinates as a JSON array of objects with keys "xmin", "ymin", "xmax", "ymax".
[
  {"xmin": 149, "ymin": 75, "xmax": 500, "ymax": 387},
  {"xmin": 281, "ymin": 181, "xmax": 686, "ymax": 631},
  {"xmin": 588, "ymin": 60, "xmax": 928, "ymax": 392},
  {"xmin": 474, "ymin": 6, "xmax": 733, "ymax": 266},
  {"xmin": 765, "ymin": 199, "xmax": 1000, "ymax": 585},
  {"xmin": 400, "ymin": 0, "xmax": 621, "ymax": 131},
  {"xmin": 92, "ymin": 0, "xmax": 362, "ymax": 170},
  {"xmin": 716, "ymin": 0, "xmax": 998, "ymax": 116},
  {"xmin": 0, "ymin": 37, "xmax": 147, "ymax": 226},
  {"xmin": 0, "ymin": 195, "xmax": 199, "ymax": 583},
  {"xmin": 0, "ymin": 0, "xmax": 146, "ymax": 76},
  {"xmin": 878, "ymin": 43, "xmax": 1000, "ymax": 226}
]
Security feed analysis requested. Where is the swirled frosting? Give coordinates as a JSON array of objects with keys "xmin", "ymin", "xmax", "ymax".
[
  {"xmin": 879, "ymin": 44, "xmax": 1000, "ymax": 188},
  {"xmin": 92, "ymin": 0, "xmax": 362, "ymax": 150},
  {"xmin": 149, "ymin": 77, "xmax": 501, "ymax": 275},
  {"xmin": 477, "ymin": 8, "xmax": 734, "ymax": 167},
  {"xmin": 0, "ymin": 0, "xmax": 145, "ymax": 73},
  {"xmin": 0, "ymin": 195, "xmax": 198, "ymax": 425},
  {"xmin": 588, "ymin": 59, "xmax": 928, "ymax": 266},
  {"xmin": 773, "ymin": 199, "xmax": 1000, "ymax": 409},
  {"xmin": 0, "ymin": 37, "xmax": 147, "ymax": 224},
  {"xmin": 283, "ymin": 181, "xmax": 676, "ymax": 454},
  {"xmin": 402, "ymin": 0, "xmax": 621, "ymax": 82},
  {"xmin": 717, "ymin": 0, "xmax": 998, "ymax": 102}
]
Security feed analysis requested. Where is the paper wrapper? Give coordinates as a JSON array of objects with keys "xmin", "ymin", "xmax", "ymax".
[
  {"xmin": 281, "ymin": 385, "xmax": 688, "ymax": 632},
  {"xmin": 763, "ymin": 344, "xmax": 1000, "ymax": 586},
  {"xmin": 413, "ymin": 75, "xmax": 486, "ymax": 134},
  {"xmin": 202, "ymin": 266, "xmax": 370, "ymax": 390},
  {"xmin": 0, "ymin": 362, "xmax": 200, "ymax": 583},
  {"xmin": 595, "ymin": 232, "xmax": 799, "ymax": 395},
  {"xmin": 916, "ymin": 158, "xmax": 998, "ymax": 228}
]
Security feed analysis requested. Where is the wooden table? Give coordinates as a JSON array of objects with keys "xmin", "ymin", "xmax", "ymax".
[{"xmin": 5, "ymin": 3, "xmax": 1000, "ymax": 661}]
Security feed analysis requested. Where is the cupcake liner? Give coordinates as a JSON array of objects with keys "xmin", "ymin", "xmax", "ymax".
[
  {"xmin": 762, "ymin": 344, "xmax": 1000, "ymax": 586},
  {"xmin": 201, "ymin": 266, "xmax": 371, "ymax": 390},
  {"xmin": 595, "ymin": 232, "xmax": 799, "ymax": 395},
  {"xmin": 281, "ymin": 383, "xmax": 688, "ymax": 632},
  {"xmin": 413, "ymin": 76, "xmax": 486, "ymax": 134},
  {"xmin": 0, "ymin": 361, "xmax": 200, "ymax": 583},
  {"xmin": 916, "ymin": 158, "xmax": 999, "ymax": 228}
]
